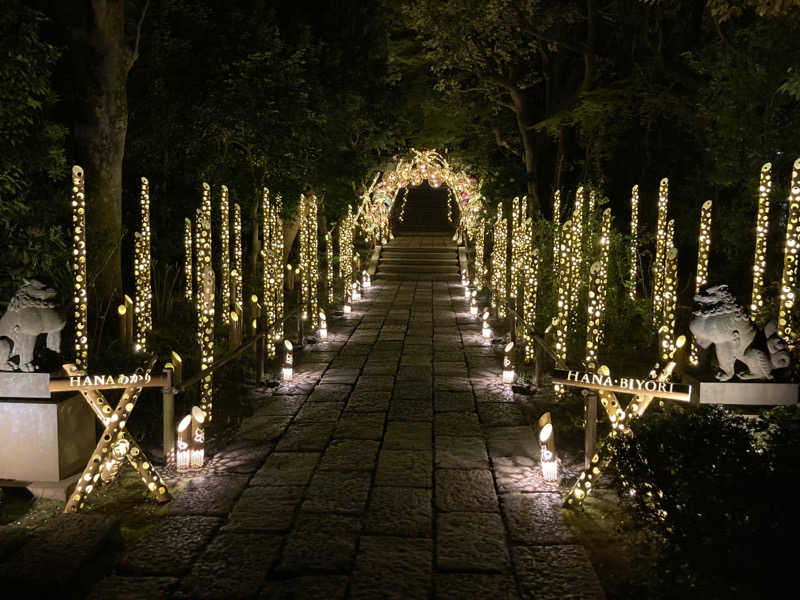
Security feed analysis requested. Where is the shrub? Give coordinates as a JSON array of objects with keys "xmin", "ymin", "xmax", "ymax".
[{"xmin": 606, "ymin": 404, "xmax": 800, "ymax": 598}]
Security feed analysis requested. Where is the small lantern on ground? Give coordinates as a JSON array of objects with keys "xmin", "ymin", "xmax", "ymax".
[
  {"xmin": 470, "ymin": 296, "xmax": 478, "ymax": 316},
  {"xmin": 482, "ymin": 309, "xmax": 492, "ymax": 339},
  {"xmin": 176, "ymin": 414, "xmax": 192, "ymax": 472},
  {"xmin": 462, "ymin": 271, "xmax": 469, "ymax": 286},
  {"xmin": 464, "ymin": 286, "xmax": 471, "ymax": 301},
  {"xmin": 362, "ymin": 270, "xmax": 371, "ymax": 289},
  {"xmin": 352, "ymin": 281, "xmax": 361, "ymax": 301},
  {"xmin": 343, "ymin": 302, "xmax": 352, "ymax": 314},
  {"xmin": 190, "ymin": 405, "xmax": 206, "ymax": 468},
  {"xmin": 503, "ymin": 341, "xmax": 515, "ymax": 384},
  {"xmin": 319, "ymin": 310, "xmax": 327, "ymax": 340},
  {"xmin": 538, "ymin": 412, "xmax": 558, "ymax": 482},
  {"xmin": 282, "ymin": 339, "xmax": 294, "ymax": 381}
]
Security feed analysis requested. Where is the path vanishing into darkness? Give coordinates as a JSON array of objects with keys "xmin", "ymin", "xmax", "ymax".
[{"xmin": 78, "ymin": 232, "xmax": 605, "ymax": 599}]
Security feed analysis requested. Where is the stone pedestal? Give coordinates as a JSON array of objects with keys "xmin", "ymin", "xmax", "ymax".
[
  {"xmin": 0, "ymin": 373, "xmax": 95, "ymax": 484},
  {"xmin": 683, "ymin": 374, "xmax": 799, "ymax": 406}
]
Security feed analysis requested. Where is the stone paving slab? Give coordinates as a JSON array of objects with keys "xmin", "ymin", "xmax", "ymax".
[
  {"xmin": 275, "ymin": 423, "xmax": 334, "ymax": 451},
  {"xmin": 375, "ymin": 449, "xmax": 433, "ymax": 487},
  {"xmin": 294, "ymin": 401, "xmax": 344, "ymax": 422},
  {"xmin": 350, "ymin": 536, "xmax": 433, "ymax": 599},
  {"xmin": 365, "ymin": 486, "xmax": 433, "ymax": 537},
  {"xmin": 277, "ymin": 513, "xmax": 361, "ymax": 574},
  {"xmin": 436, "ymin": 512, "xmax": 510, "ymax": 572},
  {"xmin": 318, "ymin": 439, "xmax": 380, "ymax": 471},
  {"xmin": 169, "ymin": 474, "xmax": 249, "ymax": 517},
  {"xmin": 251, "ymin": 452, "xmax": 320, "ymax": 486},
  {"xmin": 435, "ymin": 573, "xmax": 520, "ymax": 600},
  {"xmin": 303, "ymin": 469, "xmax": 372, "ymax": 514},
  {"xmin": 435, "ymin": 435, "xmax": 490, "ymax": 469},
  {"xmin": 384, "ymin": 421, "xmax": 432, "ymax": 449},
  {"xmin": 435, "ymin": 469, "xmax": 499, "ymax": 512},
  {"xmin": 260, "ymin": 575, "xmax": 349, "ymax": 599},
  {"xmin": 513, "ymin": 545, "xmax": 606, "ymax": 600},
  {"xmin": 87, "ymin": 576, "xmax": 180, "ymax": 600},
  {"xmin": 178, "ymin": 532, "xmax": 282, "ymax": 599},
  {"xmin": 224, "ymin": 486, "xmax": 304, "ymax": 532},
  {"xmin": 501, "ymin": 493, "xmax": 575, "ymax": 545},
  {"xmin": 345, "ymin": 390, "xmax": 391, "ymax": 412},
  {"xmin": 334, "ymin": 412, "xmax": 386, "ymax": 439}
]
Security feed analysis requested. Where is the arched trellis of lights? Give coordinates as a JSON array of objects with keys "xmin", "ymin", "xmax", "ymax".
[{"xmin": 356, "ymin": 149, "xmax": 485, "ymax": 241}]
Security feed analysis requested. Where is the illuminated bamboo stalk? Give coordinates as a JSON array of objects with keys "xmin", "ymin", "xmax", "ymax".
[
  {"xmin": 195, "ymin": 184, "xmax": 214, "ymax": 420},
  {"xmin": 660, "ymin": 225, "xmax": 678, "ymax": 363},
  {"xmin": 71, "ymin": 165, "xmax": 88, "ymax": 370},
  {"xmin": 597, "ymin": 208, "xmax": 612, "ymax": 345},
  {"xmin": 298, "ymin": 194, "xmax": 320, "ymax": 328},
  {"xmin": 628, "ymin": 185, "xmax": 639, "ymax": 300},
  {"xmin": 585, "ymin": 209, "xmax": 611, "ymax": 369},
  {"xmin": 750, "ymin": 163, "xmax": 773, "ymax": 320},
  {"xmin": 523, "ymin": 248, "xmax": 540, "ymax": 363},
  {"xmin": 184, "ymin": 217, "xmax": 193, "ymax": 300},
  {"xmin": 339, "ymin": 206, "xmax": 355, "ymax": 307},
  {"xmin": 568, "ymin": 188, "xmax": 585, "ymax": 332},
  {"xmin": 133, "ymin": 177, "xmax": 152, "ymax": 353},
  {"xmin": 510, "ymin": 196, "xmax": 523, "ymax": 304},
  {"xmin": 554, "ymin": 219, "xmax": 573, "ymax": 385},
  {"xmin": 588, "ymin": 190, "xmax": 596, "ymax": 215},
  {"xmin": 233, "ymin": 203, "xmax": 243, "ymax": 313},
  {"xmin": 219, "ymin": 185, "xmax": 231, "ymax": 325},
  {"xmin": 552, "ymin": 190, "xmax": 561, "ymax": 268},
  {"xmin": 652, "ymin": 178, "xmax": 670, "ymax": 329},
  {"xmin": 491, "ymin": 204, "xmax": 508, "ymax": 319},
  {"xmin": 778, "ymin": 158, "xmax": 800, "ymax": 341},
  {"xmin": 690, "ymin": 201, "xmax": 713, "ymax": 365},
  {"xmin": 327, "ymin": 230, "xmax": 334, "ymax": 306},
  {"xmin": 272, "ymin": 195, "xmax": 284, "ymax": 347},
  {"xmin": 474, "ymin": 219, "xmax": 486, "ymax": 289}
]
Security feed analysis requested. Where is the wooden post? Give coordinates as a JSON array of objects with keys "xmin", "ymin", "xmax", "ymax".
[{"xmin": 583, "ymin": 389, "xmax": 598, "ymax": 470}]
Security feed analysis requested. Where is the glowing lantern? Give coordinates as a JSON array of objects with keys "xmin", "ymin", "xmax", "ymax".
[
  {"xmin": 319, "ymin": 310, "xmax": 327, "ymax": 340},
  {"xmin": 176, "ymin": 415, "xmax": 192, "ymax": 472},
  {"xmin": 503, "ymin": 341, "xmax": 515, "ymax": 384},
  {"xmin": 282, "ymin": 340, "xmax": 294, "ymax": 381},
  {"xmin": 470, "ymin": 296, "xmax": 478, "ymax": 316},
  {"xmin": 538, "ymin": 412, "xmax": 558, "ymax": 482},
  {"xmin": 190, "ymin": 406, "xmax": 206, "ymax": 468},
  {"xmin": 482, "ymin": 309, "xmax": 492, "ymax": 339}
]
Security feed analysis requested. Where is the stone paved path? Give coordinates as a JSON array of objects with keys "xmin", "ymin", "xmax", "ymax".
[{"xmin": 89, "ymin": 235, "xmax": 604, "ymax": 600}]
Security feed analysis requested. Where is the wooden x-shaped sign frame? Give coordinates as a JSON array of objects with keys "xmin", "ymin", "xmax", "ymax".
[
  {"xmin": 558, "ymin": 361, "xmax": 678, "ymax": 507},
  {"xmin": 63, "ymin": 361, "xmax": 171, "ymax": 513}
]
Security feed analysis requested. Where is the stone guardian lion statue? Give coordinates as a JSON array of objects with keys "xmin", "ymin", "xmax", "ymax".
[
  {"xmin": 0, "ymin": 279, "xmax": 66, "ymax": 372},
  {"xmin": 689, "ymin": 284, "xmax": 790, "ymax": 381}
]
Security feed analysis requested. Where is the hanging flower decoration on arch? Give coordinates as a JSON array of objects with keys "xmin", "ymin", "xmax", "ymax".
[{"xmin": 357, "ymin": 149, "xmax": 485, "ymax": 242}]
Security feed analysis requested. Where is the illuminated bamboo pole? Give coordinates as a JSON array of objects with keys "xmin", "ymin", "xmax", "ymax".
[
  {"xmin": 588, "ymin": 190, "xmax": 596, "ymax": 215},
  {"xmin": 778, "ymin": 158, "xmax": 800, "ymax": 341},
  {"xmin": 552, "ymin": 190, "xmax": 561, "ymax": 268},
  {"xmin": 491, "ymin": 203, "xmax": 508, "ymax": 319},
  {"xmin": 339, "ymin": 205, "xmax": 355, "ymax": 309},
  {"xmin": 689, "ymin": 201, "xmax": 713, "ymax": 365},
  {"xmin": 660, "ymin": 225, "xmax": 678, "ymax": 363},
  {"xmin": 568, "ymin": 188, "xmax": 585, "ymax": 331},
  {"xmin": 554, "ymin": 219, "xmax": 573, "ymax": 390},
  {"xmin": 523, "ymin": 248, "xmax": 540, "ymax": 363},
  {"xmin": 299, "ymin": 194, "xmax": 319, "ymax": 329},
  {"xmin": 596, "ymin": 208, "xmax": 611, "ymax": 346},
  {"xmin": 261, "ymin": 188, "xmax": 273, "ymax": 356},
  {"xmin": 510, "ymin": 197, "xmax": 524, "ymax": 305},
  {"xmin": 750, "ymin": 163, "xmax": 773, "ymax": 320},
  {"xmin": 652, "ymin": 178, "xmax": 669, "ymax": 329},
  {"xmin": 184, "ymin": 217, "xmax": 193, "ymax": 300},
  {"xmin": 71, "ymin": 165, "xmax": 88, "ymax": 370},
  {"xmin": 327, "ymin": 230, "xmax": 334, "ymax": 306},
  {"xmin": 133, "ymin": 177, "xmax": 152, "ymax": 353},
  {"xmin": 628, "ymin": 185, "xmax": 639, "ymax": 300},
  {"xmin": 273, "ymin": 195, "xmax": 284, "ymax": 347},
  {"xmin": 219, "ymin": 185, "xmax": 231, "ymax": 325},
  {"xmin": 233, "ymin": 202, "xmax": 243, "ymax": 313},
  {"xmin": 195, "ymin": 184, "xmax": 214, "ymax": 420},
  {"xmin": 474, "ymin": 219, "xmax": 486, "ymax": 290},
  {"xmin": 190, "ymin": 405, "xmax": 206, "ymax": 468},
  {"xmin": 176, "ymin": 414, "xmax": 192, "ymax": 472}
]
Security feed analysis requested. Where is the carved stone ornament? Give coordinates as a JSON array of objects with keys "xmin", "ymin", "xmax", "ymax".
[
  {"xmin": 0, "ymin": 279, "xmax": 66, "ymax": 372},
  {"xmin": 689, "ymin": 284, "xmax": 790, "ymax": 381}
]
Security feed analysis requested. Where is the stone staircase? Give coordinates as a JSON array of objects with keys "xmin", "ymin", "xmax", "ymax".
[{"xmin": 375, "ymin": 243, "xmax": 460, "ymax": 281}]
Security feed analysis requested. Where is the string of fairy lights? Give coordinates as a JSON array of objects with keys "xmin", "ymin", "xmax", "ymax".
[
  {"xmin": 184, "ymin": 217, "xmax": 193, "ymax": 300},
  {"xmin": 339, "ymin": 205, "xmax": 356, "ymax": 308},
  {"xmin": 233, "ymin": 202, "xmax": 243, "ymax": 314},
  {"xmin": 778, "ymin": 158, "xmax": 800, "ymax": 341}
]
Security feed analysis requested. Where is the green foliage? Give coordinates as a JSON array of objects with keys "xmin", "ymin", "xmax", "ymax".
[
  {"xmin": 0, "ymin": 1, "xmax": 67, "ymax": 301},
  {"xmin": 607, "ymin": 404, "xmax": 800, "ymax": 598}
]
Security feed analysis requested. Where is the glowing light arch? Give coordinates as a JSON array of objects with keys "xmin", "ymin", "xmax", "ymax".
[{"xmin": 357, "ymin": 149, "xmax": 485, "ymax": 241}]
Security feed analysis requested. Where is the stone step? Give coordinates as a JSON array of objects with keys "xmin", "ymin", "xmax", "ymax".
[
  {"xmin": 381, "ymin": 250, "xmax": 457, "ymax": 259},
  {"xmin": 377, "ymin": 266, "xmax": 460, "ymax": 275},
  {"xmin": 374, "ymin": 271, "xmax": 460, "ymax": 281},
  {"xmin": 380, "ymin": 257, "xmax": 458, "ymax": 265}
]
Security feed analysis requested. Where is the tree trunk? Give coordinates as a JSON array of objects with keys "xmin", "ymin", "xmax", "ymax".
[
  {"xmin": 72, "ymin": 0, "xmax": 145, "ymax": 308},
  {"xmin": 509, "ymin": 87, "xmax": 540, "ymax": 217},
  {"xmin": 283, "ymin": 211, "xmax": 300, "ymax": 264}
]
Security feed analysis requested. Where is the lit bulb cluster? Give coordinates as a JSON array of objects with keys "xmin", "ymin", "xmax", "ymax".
[
  {"xmin": 689, "ymin": 201, "xmax": 713, "ymax": 365},
  {"xmin": 357, "ymin": 149, "xmax": 484, "ymax": 242},
  {"xmin": 261, "ymin": 189, "xmax": 285, "ymax": 358},
  {"xmin": 585, "ymin": 209, "xmax": 612, "ymax": 369},
  {"xmin": 629, "ymin": 185, "xmax": 639, "ymax": 300},
  {"xmin": 778, "ymin": 158, "xmax": 800, "ymax": 341},
  {"xmin": 184, "ymin": 217, "xmax": 193, "ymax": 300},
  {"xmin": 565, "ymin": 361, "xmax": 676, "ymax": 507},
  {"xmin": 588, "ymin": 190, "xmax": 596, "ymax": 215},
  {"xmin": 490, "ymin": 203, "xmax": 508, "ymax": 319},
  {"xmin": 71, "ymin": 165, "xmax": 88, "ymax": 370},
  {"xmin": 219, "ymin": 186, "xmax": 231, "ymax": 325},
  {"xmin": 510, "ymin": 196, "xmax": 528, "ymax": 305},
  {"xmin": 652, "ymin": 178, "xmax": 670, "ymax": 329},
  {"xmin": 750, "ymin": 163, "xmax": 772, "ymax": 320},
  {"xmin": 195, "ymin": 183, "xmax": 214, "ymax": 419},
  {"xmin": 233, "ymin": 202, "xmax": 243, "ymax": 313},
  {"xmin": 299, "ymin": 194, "xmax": 320, "ymax": 329},
  {"xmin": 339, "ymin": 205, "xmax": 356, "ymax": 309},
  {"xmin": 133, "ymin": 177, "xmax": 153, "ymax": 353},
  {"xmin": 523, "ymin": 249, "xmax": 540, "ymax": 363},
  {"xmin": 659, "ymin": 222, "xmax": 678, "ymax": 363}
]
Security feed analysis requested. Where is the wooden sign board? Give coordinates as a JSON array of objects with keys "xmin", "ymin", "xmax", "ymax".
[
  {"xmin": 49, "ymin": 372, "xmax": 170, "ymax": 393},
  {"xmin": 552, "ymin": 369, "xmax": 691, "ymax": 402}
]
